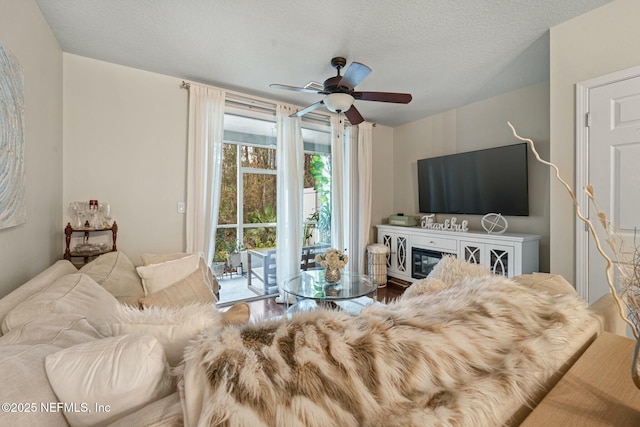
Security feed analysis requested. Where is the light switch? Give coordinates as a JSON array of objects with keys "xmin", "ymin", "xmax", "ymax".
[{"xmin": 177, "ymin": 202, "xmax": 185, "ymax": 214}]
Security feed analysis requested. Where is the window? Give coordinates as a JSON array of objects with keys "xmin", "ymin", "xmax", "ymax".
[
  {"xmin": 301, "ymin": 124, "xmax": 332, "ymax": 247},
  {"xmin": 213, "ymin": 105, "xmax": 332, "ymax": 263},
  {"xmin": 215, "ymin": 112, "xmax": 277, "ymax": 261}
]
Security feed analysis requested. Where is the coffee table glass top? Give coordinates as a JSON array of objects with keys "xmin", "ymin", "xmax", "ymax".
[{"xmin": 281, "ymin": 269, "xmax": 376, "ymax": 301}]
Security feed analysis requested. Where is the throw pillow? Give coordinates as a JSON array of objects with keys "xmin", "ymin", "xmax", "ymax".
[
  {"xmin": 139, "ymin": 267, "xmax": 217, "ymax": 309},
  {"xmin": 136, "ymin": 253, "xmax": 200, "ymax": 295},
  {"xmin": 220, "ymin": 301, "xmax": 251, "ymax": 325},
  {"xmin": 1, "ymin": 273, "xmax": 121, "ymax": 336},
  {"xmin": 79, "ymin": 252, "xmax": 145, "ymax": 306},
  {"xmin": 44, "ymin": 334, "xmax": 174, "ymax": 427},
  {"xmin": 141, "ymin": 252, "xmax": 218, "ymax": 297},
  {"xmin": 140, "ymin": 252, "xmax": 195, "ymax": 265},
  {"xmin": 111, "ymin": 303, "xmax": 251, "ymax": 366},
  {"xmin": 427, "ymin": 255, "xmax": 492, "ymax": 286}
]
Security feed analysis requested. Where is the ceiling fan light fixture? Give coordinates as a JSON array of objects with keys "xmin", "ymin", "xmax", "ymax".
[{"xmin": 324, "ymin": 93, "xmax": 354, "ymax": 113}]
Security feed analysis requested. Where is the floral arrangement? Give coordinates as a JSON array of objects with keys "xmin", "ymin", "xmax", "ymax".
[{"xmin": 315, "ymin": 248, "xmax": 348, "ymax": 270}]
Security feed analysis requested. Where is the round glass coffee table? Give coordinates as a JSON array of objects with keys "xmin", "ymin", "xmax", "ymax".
[{"xmin": 280, "ymin": 269, "xmax": 378, "ymax": 315}]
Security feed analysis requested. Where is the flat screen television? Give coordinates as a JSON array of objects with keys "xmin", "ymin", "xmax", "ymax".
[{"xmin": 417, "ymin": 143, "xmax": 529, "ymax": 216}]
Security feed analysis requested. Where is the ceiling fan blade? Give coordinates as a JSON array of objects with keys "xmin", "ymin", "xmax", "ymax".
[
  {"xmin": 339, "ymin": 62, "xmax": 372, "ymax": 90},
  {"xmin": 353, "ymin": 91, "xmax": 412, "ymax": 104},
  {"xmin": 270, "ymin": 83, "xmax": 323, "ymax": 94},
  {"xmin": 344, "ymin": 105, "xmax": 365, "ymax": 125},
  {"xmin": 290, "ymin": 100, "xmax": 324, "ymax": 117}
]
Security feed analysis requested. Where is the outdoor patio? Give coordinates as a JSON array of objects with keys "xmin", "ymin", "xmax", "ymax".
[{"xmin": 216, "ymin": 272, "xmax": 276, "ymax": 307}]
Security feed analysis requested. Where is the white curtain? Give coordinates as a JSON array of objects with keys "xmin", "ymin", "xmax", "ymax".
[
  {"xmin": 344, "ymin": 122, "xmax": 373, "ymax": 273},
  {"xmin": 275, "ymin": 105, "xmax": 304, "ymax": 303},
  {"xmin": 330, "ymin": 115, "xmax": 346, "ymax": 252},
  {"xmin": 346, "ymin": 125, "xmax": 358, "ymax": 272},
  {"xmin": 185, "ymin": 84, "xmax": 225, "ymax": 265},
  {"xmin": 356, "ymin": 122, "xmax": 374, "ymax": 273},
  {"xmin": 331, "ymin": 117, "xmax": 373, "ymax": 273}
]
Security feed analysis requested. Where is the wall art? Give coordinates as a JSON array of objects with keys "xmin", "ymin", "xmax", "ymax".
[{"xmin": 0, "ymin": 42, "xmax": 26, "ymax": 229}]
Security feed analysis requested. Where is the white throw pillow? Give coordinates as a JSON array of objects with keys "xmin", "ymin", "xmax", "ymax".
[
  {"xmin": 111, "ymin": 304, "xmax": 221, "ymax": 366},
  {"xmin": 1, "ymin": 273, "xmax": 120, "ymax": 336},
  {"xmin": 136, "ymin": 253, "xmax": 200, "ymax": 295},
  {"xmin": 139, "ymin": 267, "xmax": 217, "ymax": 309},
  {"xmin": 111, "ymin": 303, "xmax": 251, "ymax": 366},
  {"xmin": 140, "ymin": 252, "xmax": 196, "ymax": 265},
  {"xmin": 45, "ymin": 334, "xmax": 174, "ymax": 427}
]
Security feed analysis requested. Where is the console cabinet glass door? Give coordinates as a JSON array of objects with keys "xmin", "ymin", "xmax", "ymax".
[
  {"xmin": 488, "ymin": 245, "xmax": 514, "ymax": 276},
  {"xmin": 379, "ymin": 231, "xmax": 410, "ymax": 278},
  {"xmin": 462, "ymin": 242, "xmax": 484, "ymax": 266},
  {"xmin": 460, "ymin": 240, "xmax": 514, "ymax": 277}
]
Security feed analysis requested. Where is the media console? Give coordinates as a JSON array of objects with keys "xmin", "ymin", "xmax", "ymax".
[{"xmin": 377, "ymin": 224, "xmax": 540, "ymax": 282}]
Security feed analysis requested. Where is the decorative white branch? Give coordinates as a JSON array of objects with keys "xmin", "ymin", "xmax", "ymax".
[{"xmin": 507, "ymin": 122, "xmax": 637, "ymax": 338}]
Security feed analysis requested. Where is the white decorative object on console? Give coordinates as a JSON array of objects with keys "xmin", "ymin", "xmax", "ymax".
[
  {"xmin": 481, "ymin": 213, "xmax": 508, "ymax": 234},
  {"xmin": 377, "ymin": 224, "xmax": 539, "ymax": 281},
  {"xmin": 421, "ymin": 214, "xmax": 469, "ymax": 232}
]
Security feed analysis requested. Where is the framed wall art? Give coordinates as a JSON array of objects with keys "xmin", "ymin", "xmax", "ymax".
[{"xmin": 0, "ymin": 42, "xmax": 26, "ymax": 229}]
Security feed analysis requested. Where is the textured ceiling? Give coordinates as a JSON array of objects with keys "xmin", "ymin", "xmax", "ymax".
[{"xmin": 35, "ymin": 0, "xmax": 610, "ymax": 127}]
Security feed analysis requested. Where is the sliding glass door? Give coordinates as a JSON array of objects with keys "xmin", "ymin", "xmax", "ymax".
[
  {"xmin": 215, "ymin": 111, "xmax": 278, "ymax": 263},
  {"xmin": 214, "ymin": 103, "xmax": 334, "ymax": 301}
]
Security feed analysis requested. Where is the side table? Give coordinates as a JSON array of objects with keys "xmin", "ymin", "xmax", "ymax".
[{"xmin": 64, "ymin": 222, "xmax": 118, "ymax": 267}]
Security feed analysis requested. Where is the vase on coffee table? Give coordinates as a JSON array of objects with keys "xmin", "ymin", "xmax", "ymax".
[{"xmin": 324, "ymin": 267, "xmax": 341, "ymax": 284}]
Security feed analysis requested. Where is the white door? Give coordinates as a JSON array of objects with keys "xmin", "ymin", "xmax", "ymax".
[{"xmin": 587, "ymin": 75, "xmax": 640, "ymax": 305}]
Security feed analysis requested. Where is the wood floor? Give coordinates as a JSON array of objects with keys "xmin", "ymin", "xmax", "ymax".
[{"xmin": 245, "ymin": 281, "xmax": 408, "ymax": 322}]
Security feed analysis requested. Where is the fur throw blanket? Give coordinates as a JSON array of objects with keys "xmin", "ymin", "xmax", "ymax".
[{"xmin": 178, "ymin": 275, "xmax": 594, "ymax": 427}]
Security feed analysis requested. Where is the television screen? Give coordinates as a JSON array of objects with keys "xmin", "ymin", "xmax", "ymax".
[{"xmin": 417, "ymin": 143, "xmax": 529, "ymax": 216}]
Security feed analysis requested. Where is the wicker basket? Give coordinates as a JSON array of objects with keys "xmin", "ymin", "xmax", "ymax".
[{"xmin": 367, "ymin": 243, "xmax": 389, "ymax": 287}]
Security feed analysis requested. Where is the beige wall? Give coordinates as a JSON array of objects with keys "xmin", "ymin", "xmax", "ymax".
[
  {"xmin": 0, "ymin": 0, "xmax": 63, "ymax": 297},
  {"xmin": 63, "ymin": 54, "xmax": 189, "ymax": 266},
  {"xmin": 391, "ymin": 83, "xmax": 551, "ymax": 271},
  {"xmin": 550, "ymin": 0, "xmax": 640, "ymax": 283},
  {"xmin": 370, "ymin": 124, "xmax": 394, "ymax": 242}
]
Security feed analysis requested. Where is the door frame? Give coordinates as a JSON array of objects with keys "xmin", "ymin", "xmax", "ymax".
[{"xmin": 575, "ymin": 64, "xmax": 640, "ymax": 301}]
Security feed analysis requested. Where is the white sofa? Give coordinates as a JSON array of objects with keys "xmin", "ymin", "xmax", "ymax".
[
  {"xmin": 0, "ymin": 252, "xmax": 235, "ymax": 426},
  {"xmin": 0, "ymin": 253, "xmax": 623, "ymax": 426}
]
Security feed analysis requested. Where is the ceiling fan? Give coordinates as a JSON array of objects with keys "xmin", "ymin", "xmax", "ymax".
[{"xmin": 270, "ymin": 57, "xmax": 412, "ymax": 125}]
